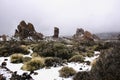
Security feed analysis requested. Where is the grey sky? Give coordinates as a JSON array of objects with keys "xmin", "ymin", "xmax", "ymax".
[{"xmin": 0, "ymin": 0, "xmax": 120, "ymax": 36}]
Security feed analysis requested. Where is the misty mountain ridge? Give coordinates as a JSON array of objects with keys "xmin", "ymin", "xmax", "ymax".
[{"xmin": 96, "ymin": 32, "xmax": 120, "ymax": 40}]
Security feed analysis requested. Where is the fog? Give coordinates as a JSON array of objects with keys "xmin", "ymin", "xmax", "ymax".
[{"xmin": 0, "ymin": 0, "xmax": 120, "ymax": 36}]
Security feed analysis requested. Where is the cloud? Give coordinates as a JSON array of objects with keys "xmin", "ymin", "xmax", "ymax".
[{"xmin": 0, "ymin": 0, "xmax": 120, "ymax": 36}]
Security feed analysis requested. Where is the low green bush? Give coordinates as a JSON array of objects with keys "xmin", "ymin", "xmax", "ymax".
[
  {"xmin": 59, "ymin": 66, "xmax": 76, "ymax": 78},
  {"xmin": 69, "ymin": 55, "xmax": 85, "ymax": 62},
  {"xmin": 31, "ymin": 52, "xmax": 40, "ymax": 58},
  {"xmin": 34, "ymin": 41, "xmax": 73, "ymax": 59},
  {"xmin": 21, "ymin": 57, "xmax": 45, "ymax": 71},
  {"xmin": 10, "ymin": 53, "xmax": 23, "ymax": 63},
  {"xmin": 0, "ymin": 43, "xmax": 29, "ymax": 57}
]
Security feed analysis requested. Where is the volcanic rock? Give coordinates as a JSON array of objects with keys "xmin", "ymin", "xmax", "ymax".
[
  {"xmin": 14, "ymin": 20, "xmax": 43, "ymax": 41},
  {"xmin": 53, "ymin": 27, "xmax": 59, "ymax": 38},
  {"xmin": 73, "ymin": 28, "xmax": 99, "ymax": 41}
]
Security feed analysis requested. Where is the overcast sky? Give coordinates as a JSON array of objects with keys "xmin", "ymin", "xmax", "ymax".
[{"xmin": 0, "ymin": 0, "xmax": 120, "ymax": 36}]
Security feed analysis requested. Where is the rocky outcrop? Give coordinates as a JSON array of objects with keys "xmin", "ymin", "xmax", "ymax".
[
  {"xmin": 73, "ymin": 28, "xmax": 99, "ymax": 41},
  {"xmin": 83, "ymin": 31, "xmax": 94, "ymax": 41},
  {"xmin": 0, "ymin": 34, "xmax": 7, "ymax": 42},
  {"xmin": 53, "ymin": 27, "xmax": 59, "ymax": 38},
  {"xmin": 14, "ymin": 20, "xmax": 43, "ymax": 41},
  {"xmin": 76, "ymin": 28, "xmax": 84, "ymax": 35}
]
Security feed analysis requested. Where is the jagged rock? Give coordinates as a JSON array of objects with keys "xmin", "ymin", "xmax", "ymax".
[
  {"xmin": 53, "ymin": 27, "xmax": 59, "ymax": 38},
  {"xmin": 83, "ymin": 31, "xmax": 93, "ymax": 41},
  {"xmin": 32, "ymin": 32, "xmax": 43, "ymax": 40},
  {"xmin": 73, "ymin": 28, "xmax": 99, "ymax": 41},
  {"xmin": 14, "ymin": 20, "xmax": 43, "ymax": 41},
  {"xmin": 1, "ymin": 62, "xmax": 7, "ymax": 68},
  {"xmin": 76, "ymin": 28, "xmax": 84, "ymax": 35},
  {"xmin": 27, "ymin": 23, "xmax": 35, "ymax": 32},
  {"xmin": 73, "ymin": 28, "xmax": 84, "ymax": 40}
]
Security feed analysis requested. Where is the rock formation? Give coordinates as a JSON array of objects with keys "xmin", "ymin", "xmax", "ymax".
[
  {"xmin": 53, "ymin": 27, "xmax": 59, "ymax": 38},
  {"xmin": 73, "ymin": 28, "xmax": 99, "ymax": 41},
  {"xmin": 83, "ymin": 31, "xmax": 94, "ymax": 41},
  {"xmin": 76, "ymin": 28, "xmax": 84, "ymax": 35},
  {"xmin": 14, "ymin": 20, "xmax": 43, "ymax": 41},
  {"xmin": 0, "ymin": 34, "xmax": 7, "ymax": 42}
]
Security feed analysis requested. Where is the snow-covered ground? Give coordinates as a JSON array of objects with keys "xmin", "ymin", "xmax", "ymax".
[{"xmin": 0, "ymin": 51, "xmax": 100, "ymax": 80}]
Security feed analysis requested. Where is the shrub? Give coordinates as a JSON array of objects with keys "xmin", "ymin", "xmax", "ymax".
[
  {"xmin": 22, "ymin": 57, "xmax": 32, "ymax": 63},
  {"xmin": 21, "ymin": 57, "xmax": 45, "ymax": 71},
  {"xmin": 59, "ymin": 66, "xmax": 76, "ymax": 78},
  {"xmin": 34, "ymin": 41, "xmax": 73, "ymax": 59},
  {"xmin": 10, "ymin": 53, "xmax": 23, "ymax": 63},
  {"xmin": 90, "ymin": 42, "xmax": 120, "ymax": 80},
  {"xmin": 45, "ymin": 57, "xmax": 63, "ymax": 67},
  {"xmin": 86, "ymin": 52, "xmax": 94, "ymax": 57},
  {"xmin": 69, "ymin": 55, "xmax": 85, "ymax": 62},
  {"xmin": 73, "ymin": 71, "xmax": 91, "ymax": 80},
  {"xmin": 0, "ymin": 43, "xmax": 29, "ymax": 57},
  {"xmin": 94, "ymin": 42, "xmax": 112, "ymax": 51},
  {"xmin": 31, "ymin": 52, "xmax": 40, "ymax": 58}
]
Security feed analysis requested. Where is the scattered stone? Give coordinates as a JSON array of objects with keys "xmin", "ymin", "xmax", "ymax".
[
  {"xmin": 1, "ymin": 62, "xmax": 7, "ymax": 68},
  {"xmin": 29, "ymin": 71, "xmax": 34, "ymax": 75},
  {"xmin": 4, "ymin": 59, "xmax": 8, "ymax": 61},
  {"xmin": 34, "ymin": 72, "xmax": 38, "ymax": 75},
  {"xmin": 79, "ymin": 68, "xmax": 82, "ymax": 70}
]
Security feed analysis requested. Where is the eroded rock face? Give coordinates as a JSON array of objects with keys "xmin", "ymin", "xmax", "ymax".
[
  {"xmin": 14, "ymin": 20, "xmax": 43, "ymax": 41},
  {"xmin": 83, "ymin": 31, "xmax": 93, "ymax": 41},
  {"xmin": 73, "ymin": 28, "xmax": 84, "ymax": 40},
  {"xmin": 53, "ymin": 27, "xmax": 59, "ymax": 38},
  {"xmin": 76, "ymin": 28, "xmax": 84, "ymax": 36},
  {"xmin": 73, "ymin": 28, "xmax": 99, "ymax": 41}
]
